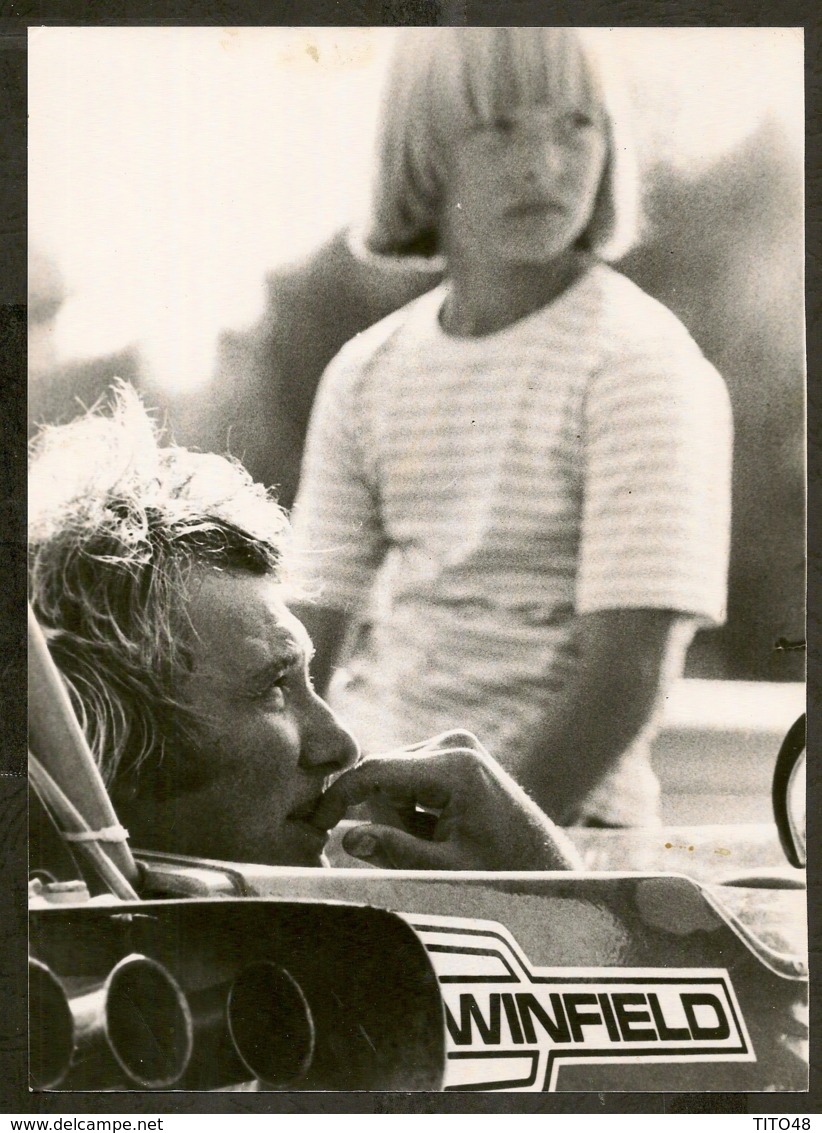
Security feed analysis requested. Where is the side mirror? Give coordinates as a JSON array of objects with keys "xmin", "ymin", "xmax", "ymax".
[{"xmin": 772, "ymin": 713, "xmax": 806, "ymax": 869}]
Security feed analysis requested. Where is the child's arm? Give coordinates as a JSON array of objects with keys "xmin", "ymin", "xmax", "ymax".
[
  {"xmin": 535, "ymin": 330, "xmax": 733, "ymax": 822},
  {"xmin": 514, "ymin": 608, "xmax": 690, "ymax": 823},
  {"xmin": 290, "ymin": 344, "xmax": 387, "ymax": 694}
]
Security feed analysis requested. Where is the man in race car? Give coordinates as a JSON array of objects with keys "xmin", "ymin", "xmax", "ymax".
[{"xmin": 28, "ymin": 384, "xmax": 580, "ymax": 872}]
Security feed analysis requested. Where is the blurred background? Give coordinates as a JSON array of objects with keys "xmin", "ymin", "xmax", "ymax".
[{"xmin": 28, "ymin": 26, "xmax": 805, "ymax": 693}]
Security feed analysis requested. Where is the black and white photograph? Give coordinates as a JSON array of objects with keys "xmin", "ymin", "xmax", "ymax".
[{"xmin": 24, "ymin": 23, "xmax": 807, "ymax": 1107}]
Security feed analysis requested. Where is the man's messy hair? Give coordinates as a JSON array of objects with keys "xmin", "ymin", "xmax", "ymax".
[{"xmin": 28, "ymin": 382, "xmax": 294, "ymax": 800}]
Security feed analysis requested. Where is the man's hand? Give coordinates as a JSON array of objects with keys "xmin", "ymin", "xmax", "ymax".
[{"xmin": 310, "ymin": 731, "xmax": 583, "ymax": 871}]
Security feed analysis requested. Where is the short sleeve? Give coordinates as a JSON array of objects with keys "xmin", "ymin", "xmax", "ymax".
[
  {"xmin": 290, "ymin": 352, "xmax": 388, "ymax": 613},
  {"xmin": 576, "ymin": 345, "xmax": 733, "ymax": 625}
]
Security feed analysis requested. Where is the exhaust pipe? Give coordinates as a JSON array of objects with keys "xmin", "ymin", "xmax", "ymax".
[
  {"xmin": 183, "ymin": 964, "xmax": 315, "ymax": 1090},
  {"xmin": 182, "ymin": 981, "xmax": 254, "ymax": 1090},
  {"xmin": 30, "ymin": 900, "xmax": 447, "ymax": 1090},
  {"xmin": 227, "ymin": 962, "xmax": 315, "ymax": 1087},
  {"xmin": 29, "ymin": 959, "xmax": 74, "ymax": 1089},
  {"xmin": 68, "ymin": 954, "xmax": 193, "ymax": 1089}
]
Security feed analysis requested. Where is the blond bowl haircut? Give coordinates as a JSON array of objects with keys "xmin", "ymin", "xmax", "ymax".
[{"xmin": 351, "ymin": 27, "xmax": 640, "ymax": 269}]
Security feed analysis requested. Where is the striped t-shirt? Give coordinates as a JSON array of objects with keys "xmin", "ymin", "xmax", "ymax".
[{"xmin": 291, "ymin": 263, "xmax": 732, "ymax": 825}]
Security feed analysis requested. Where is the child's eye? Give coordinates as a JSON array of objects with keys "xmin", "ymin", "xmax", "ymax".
[
  {"xmin": 490, "ymin": 116, "xmax": 515, "ymax": 135},
  {"xmin": 568, "ymin": 110, "xmax": 595, "ymax": 129}
]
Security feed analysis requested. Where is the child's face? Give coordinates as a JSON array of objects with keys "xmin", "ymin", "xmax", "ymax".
[{"xmin": 441, "ymin": 100, "xmax": 608, "ymax": 266}]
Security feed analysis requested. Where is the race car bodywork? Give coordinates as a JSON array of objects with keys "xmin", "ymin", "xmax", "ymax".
[{"xmin": 30, "ymin": 848, "xmax": 807, "ymax": 1093}]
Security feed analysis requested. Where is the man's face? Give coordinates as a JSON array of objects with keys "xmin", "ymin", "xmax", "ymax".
[{"xmin": 130, "ymin": 568, "xmax": 359, "ymax": 866}]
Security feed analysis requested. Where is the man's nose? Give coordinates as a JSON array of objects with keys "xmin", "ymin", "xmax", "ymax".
[{"xmin": 300, "ymin": 694, "xmax": 360, "ymax": 773}]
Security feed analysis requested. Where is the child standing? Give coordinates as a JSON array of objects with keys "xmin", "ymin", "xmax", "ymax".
[{"xmin": 291, "ymin": 28, "xmax": 732, "ymax": 827}]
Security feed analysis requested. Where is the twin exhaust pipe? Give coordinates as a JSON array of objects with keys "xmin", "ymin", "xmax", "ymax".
[
  {"xmin": 30, "ymin": 898, "xmax": 446, "ymax": 1091},
  {"xmin": 30, "ymin": 955, "xmax": 316, "ymax": 1091}
]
